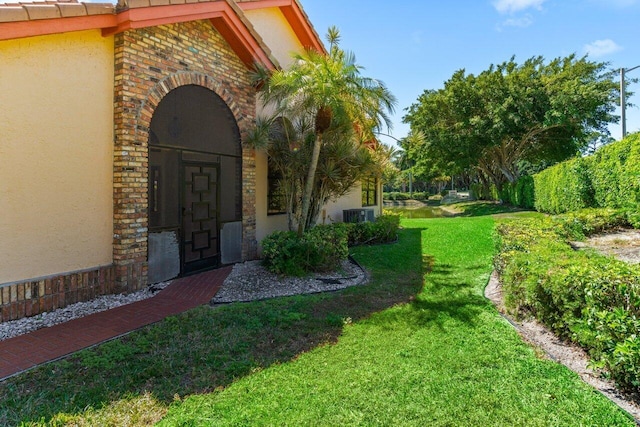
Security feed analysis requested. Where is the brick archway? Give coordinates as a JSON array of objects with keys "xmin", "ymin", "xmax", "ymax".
[
  {"xmin": 112, "ymin": 23, "xmax": 258, "ymax": 292},
  {"xmin": 136, "ymin": 72, "xmax": 245, "ymax": 139}
]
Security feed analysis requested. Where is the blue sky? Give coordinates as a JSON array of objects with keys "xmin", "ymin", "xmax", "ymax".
[{"xmin": 301, "ymin": 0, "xmax": 640, "ymax": 147}]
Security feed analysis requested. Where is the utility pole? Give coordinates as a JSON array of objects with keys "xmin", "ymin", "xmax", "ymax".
[{"xmin": 621, "ymin": 65, "xmax": 640, "ymax": 139}]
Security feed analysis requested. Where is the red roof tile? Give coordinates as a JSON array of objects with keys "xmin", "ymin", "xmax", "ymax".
[{"xmin": 0, "ymin": 0, "xmax": 113, "ymax": 23}]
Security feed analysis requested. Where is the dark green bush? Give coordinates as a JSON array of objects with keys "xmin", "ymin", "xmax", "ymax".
[
  {"xmin": 261, "ymin": 224, "xmax": 348, "ymax": 276},
  {"xmin": 496, "ymin": 176, "xmax": 536, "ymax": 209},
  {"xmin": 495, "ymin": 209, "xmax": 640, "ymax": 391},
  {"xmin": 262, "ymin": 214, "xmax": 400, "ymax": 276},
  {"xmin": 384, "ymin": 192, "xmax": 410, "ymax": 201},
  {"xmin": 347, "ymin": 213, "xmax": 400, "ymax": 246}
]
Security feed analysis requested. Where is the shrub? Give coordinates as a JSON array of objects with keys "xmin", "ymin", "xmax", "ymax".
[
  {"xmin": 495, "ymin": 209, "xmax": 640, "ymax": 391},
  {"xmin": 347, "ymin": 213, "xmax": 400, "ymax": 246},
  {"xmin": 262, "ymin": 214, "xmax": 400, "ymax": 276},
  {"xmin": 552, "ymin": 208, "xmax": 630, "ymax": 240},
  {"xmin": 499, "ymin": 175, "xmax": 535, "ymax": 209},
  {"xmin": 528, "ymin": 133, "xmax": 639, "ymax": 214},
  {"xmin": 384, "ymin": 192, "xmax": 410, "ymax": 201},
  {"xmin": 471, "ymin": 183, "xmax": 499, "ymax": 201},
  {"xmin": 261, "ymin": 224, "xmax": 348, "ymax": 276}
]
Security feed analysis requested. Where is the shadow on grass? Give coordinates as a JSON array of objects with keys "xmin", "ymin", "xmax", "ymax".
[
  {"xmin": 367, "ymin": 263, "xmax": 491, "ymax": 331},
  {"xmin": 451, "ymin": 201, "xmax": 531, "ymax": 217},
  {"xmin": 0, "ymin": 228, "xmax": 428, "ymax": 425}
]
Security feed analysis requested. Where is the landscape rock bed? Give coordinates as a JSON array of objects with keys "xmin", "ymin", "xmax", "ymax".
[{"xmin": 211, "ymin": 258, "xmax": 367, "ymax": 304}]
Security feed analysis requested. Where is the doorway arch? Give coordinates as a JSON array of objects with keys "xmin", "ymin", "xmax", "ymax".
[{"xmin": 147, "ymin": 84, "xmax": 242, "ymax": 282}]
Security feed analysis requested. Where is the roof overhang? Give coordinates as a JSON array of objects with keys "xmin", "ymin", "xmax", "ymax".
[{"xmin": 0, "ymin": 0, "xmax": 328, "ymax": 70}]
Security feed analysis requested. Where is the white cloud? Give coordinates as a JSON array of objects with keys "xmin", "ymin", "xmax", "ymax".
[
  {"xmin": 583, "ymin": 39, "xmax": 623, "ymax": 58},
  {"xmin": 501, "ymin": 15, "xmax": 534, "ymax": 28},
  {"xmin": 493, "ymin": 0, "xmax": 547, "ymax": 14}
]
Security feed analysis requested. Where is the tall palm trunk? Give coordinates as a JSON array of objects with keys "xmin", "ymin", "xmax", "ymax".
[{"xmin": 298, "ymin": 132, "xmax": 323, "ymax": 236}]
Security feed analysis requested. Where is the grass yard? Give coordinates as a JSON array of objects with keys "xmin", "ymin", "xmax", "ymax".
[{"xmin": 0, "ymin": 204, "xmax": 634, "ymax": 426}]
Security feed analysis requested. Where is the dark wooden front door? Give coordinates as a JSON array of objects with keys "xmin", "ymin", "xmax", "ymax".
[{"xmin": 182, "ymin": 162, "xmax": 220, "ymax": 274}]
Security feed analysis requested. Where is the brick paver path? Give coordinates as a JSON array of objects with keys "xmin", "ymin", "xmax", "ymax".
[{"xmin": 0, "ymin": 266, "xmax": 231, "ymax": 381}]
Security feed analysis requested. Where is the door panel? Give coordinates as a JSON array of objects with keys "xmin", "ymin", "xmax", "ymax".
[{"xmin": 182, "ymin": 162, "xmax": 220, "ymax": 274}]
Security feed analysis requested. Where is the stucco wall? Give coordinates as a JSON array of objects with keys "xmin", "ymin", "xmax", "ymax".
[
  {"xmin": 243, "ymin": 7, "xmax": 303, "ymax": 67},
  {"xmin": 0, "ymin": 30, "xmax": 114, "ymax": 284}
]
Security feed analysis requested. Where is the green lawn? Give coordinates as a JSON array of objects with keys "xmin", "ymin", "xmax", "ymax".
[{"xmin": 0, "ymin": 206, "xmax": 634, "ymax": 426}]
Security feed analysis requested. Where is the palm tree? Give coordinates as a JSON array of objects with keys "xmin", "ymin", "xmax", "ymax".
[{"xmin": 255, "ymin": 26, "xmax": 396, "ymax": 235}]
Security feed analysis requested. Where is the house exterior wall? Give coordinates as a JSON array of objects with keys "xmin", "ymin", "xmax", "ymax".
[
  {"xmin": 243, "ymin": 7, "xmax": 302, "ymax": 68},
  {"xmin": 112, "ymin": 20, "xmax": 257, "ymax": 290},
  {"xmin": 0, "ymin": 30, "xmax": 115, "ymax": 321}
]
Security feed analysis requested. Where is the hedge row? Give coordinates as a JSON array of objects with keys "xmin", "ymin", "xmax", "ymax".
[
  {"xmin": 495, "ymin": 208, "xmax": 640, "ymax": 391},
  {"xmin": 383, "ymin": 192, "xmax": 431, "ymax": 201},
  {"xmin": 470, "ymin": 177, "xmax": 535, "ymax": 209},
  {"xmin": 472, "ymin": 133, "xmax": 640, "ymax": 213},
  {"xmin": 534, "ymin": 133, "xmax": 640, "ymax": 213}
]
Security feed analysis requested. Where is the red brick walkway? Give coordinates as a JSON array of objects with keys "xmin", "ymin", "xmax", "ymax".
[{"xmin": 0, "ymin": 266, "xmax": 231, "ymax": 381}]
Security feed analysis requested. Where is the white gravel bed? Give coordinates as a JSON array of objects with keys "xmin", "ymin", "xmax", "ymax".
[
  {"xmin": 0, "ymin": 281, "xmax": 171, "ymax": 342},
  {"xmin": 211, "ymin": 258, "xmax": 367, "ymax": 304}
]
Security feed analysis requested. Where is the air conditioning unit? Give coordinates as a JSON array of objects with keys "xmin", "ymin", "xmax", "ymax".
[{"xmin": 343, "ymin": 208, "xmax": 375, "ymax": 223}]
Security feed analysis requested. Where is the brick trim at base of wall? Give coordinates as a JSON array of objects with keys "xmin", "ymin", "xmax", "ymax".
[{"xmin": 0, "ymin": 265, "xmax": 116, "ymax": 323}]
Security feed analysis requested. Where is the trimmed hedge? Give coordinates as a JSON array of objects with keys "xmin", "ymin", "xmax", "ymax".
[
  {"xmin": 533, "ymin": 156, "xmax": 594, "ymax": 214},
  {"xmin": 495, "ymin": 208, "xmax": 640, "ymax": 391},
  {"xmin": 534, "ymin": 133, "xmax": 640, "ymax": 214},
  {"xmin": 470, "ymin": 183, "xmax": 499, "ymax": 202},
  {"xmin": 591, "ymin": 134, "xmax": 640, "ymax": 209},
  {"xmin": 470, "ymin": 176, "xmax": 535, "ymax": 209},
  {"xmin": 473, "ymin": 133, "xmax": 640, "ymax": 212},
  {"xmin": 500, "ymin": 176, "xmax": 535, "ymax": 209}
]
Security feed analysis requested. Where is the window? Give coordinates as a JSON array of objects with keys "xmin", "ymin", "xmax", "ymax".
[
  {"xmin": 362, "ymin": 176, "xmax": 377, "ymax": 207},
  {"xmin": 267, "ymin": 158, "xmax": 287, "ymax": 215}
]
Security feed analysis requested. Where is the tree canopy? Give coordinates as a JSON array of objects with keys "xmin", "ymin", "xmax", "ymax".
[{"xmin": 402, "ymin": 55, "xmax": 619, "ymax": 189}]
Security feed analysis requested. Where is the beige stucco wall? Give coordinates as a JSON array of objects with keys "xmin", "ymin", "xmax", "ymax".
[
  {"xmin": 254, "ymin": 150, "xmax": 288, "ymax": 245},
  {"xmin": 0, "ymin": 30, "xmax": 114, "ymax": 284},
  {"xmin": 243, "ymin": 7, "xmax": 303, "ymax": 68}
]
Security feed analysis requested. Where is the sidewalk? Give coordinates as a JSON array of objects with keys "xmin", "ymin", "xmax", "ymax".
[{"xmin": 0, "ymin": 266, "xmax": 231, "ymax": 381}]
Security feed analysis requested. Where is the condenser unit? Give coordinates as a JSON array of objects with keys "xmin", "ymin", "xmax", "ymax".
[{"xmin": 343, "ymin": 208, "xmax": 375, "ymax": 223}]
